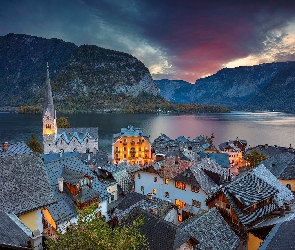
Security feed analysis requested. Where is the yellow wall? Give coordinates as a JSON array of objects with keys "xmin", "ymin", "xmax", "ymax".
[
  {"xmin": 248, "ymin": 232, "xmax": 263, "ymax": 250},
  {"xmin": 278, "ymin": 179, "xmax": 295, "ymax": 191},
  {"xmin": 41, "ymin": 208, "xmax": 57, "ymax": 229},
  {"xmin": 19, "ymin": 210, "xmax": 39, "ymax": 231}
]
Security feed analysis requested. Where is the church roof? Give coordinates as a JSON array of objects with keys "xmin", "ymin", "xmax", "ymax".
[
  {"xmin": 43, "ymin": 66, "xmax": 55, "ymax": 117},
  {"xmin": 56, "ymin": 127, "xmax": 98, "ymax": 144}
]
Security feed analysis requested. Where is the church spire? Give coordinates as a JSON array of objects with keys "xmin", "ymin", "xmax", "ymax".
[{"xmin": 43, "ymin": 62, "xmax": 55, "ymax": 117}]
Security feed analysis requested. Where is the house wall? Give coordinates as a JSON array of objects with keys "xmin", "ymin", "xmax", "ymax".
[
  {"xmin": 135, "ymin": 171, "xmax": 208, "ymax": 214},
  {"xmin": 248, "ymin": 232, "xmax": 263, "ymax": 250},
  {"xmin": 19, "ymin": 209, "xmax": 43, "ymax": 232},
  {"xmin": 107, "ymin": 183, "xmax": 118, "ymax": 203},
  {"xmin": 41, "ymin": 208, "xmax": 57, "ymax": 229},
  {"xmin": 100, "ymin": 199, "xmax": 109, "ymax": 221},
  {"xmin": 112, "ymin": 136, "xmax": 152, "ymax": 165},
  {"xmin": 279, "ymin": 179, "xmax": 295, "ymax": 192},
  {"xmin": 54, "ymin": 136, "xmax": 98, "ymax": 154},
  {"xmin": 177, "ymin": 242, "xmax": 194, "ymax": 250},
  {"xmin": 221, "ymin": 150, "xmax": 242, "ymax": 166}
]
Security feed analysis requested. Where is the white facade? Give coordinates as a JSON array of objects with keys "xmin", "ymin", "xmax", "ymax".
[{"xmin": 134, "ymin": 171, "xmax": 208, "ymax": 215}]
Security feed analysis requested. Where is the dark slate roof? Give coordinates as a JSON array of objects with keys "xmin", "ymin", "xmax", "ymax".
[
  {"xmin": 0, "ymin": 142, "xmax": 32, "ymax": 157},
  {"xmin": 74, "ymin": 185, "xmax": 100, "ymax": 203},
  {"xmin": 219, "ymin": 141, "xmax": 241, "ymax": 151},
  {"xmin": 226, "ymin": 172, "xmax": 278, "ymax": 208},
  {"xmin": 62, "ymin": 167, "xmax": 86, "ymax": 185},
  {"xmin": 279, "ymin": 157, "xmax": 295, "ymax": 179},
  {"xmin": 0, "ymin": 211, "xmax": 31, "ymax": 249},
  {"xmin": 179, "ymin": 208, "xmax": 240, "ymax": 250},
  {"xmin": 123, "ymin": 207, "xmax": 192, "ymax": 250},
  {"xmin": 112, "ymin": 166, "xmax": 134, "ymax": 194},
  {"xmin": 78, "ymin": 151, "xmax": 109, "ymax": 168},
  {"xmin": 0, "ymin": 153, "xmax": 56, "ymax": 215},
  {"xmin": 259, "ymin": 218, "xmax": 295, "ymax": 250},
  {"xmin": 248, "ymin": 145, "xmax": 295, "ymax": 158},
  {"xmin": 173, "ymin": 168, "xmax": 201, "ymax": 187},
  {"xmin": 46, "ymin": 186, "xmax": 77, "ymax": 224},
  {"xmin": 57, "ymin": 127, "xmax": 99, "ymax": 144},
  {"xmin": 113, "ymin": 192, "xmax": 176, "ymax": 221},
  {"xmin": 41, "ymin": 152, "xmax": 79, "ymax": 163},
  {"xmin": 113, "ymin": 125, "xmax": 150, "ymax": 140},
  {"xmin": 44, "ymin": 156, "xmax": 110, "ymax": 201},
  {"xmin": 259, "ymin": 152, "xmax": 294, "ymax": 178},
  {"xmin": 200, "ymin": 152, "xmax": 230, "ymax": 168}
]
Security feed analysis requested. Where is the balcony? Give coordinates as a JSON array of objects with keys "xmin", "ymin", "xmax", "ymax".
[
  {"xmin": 130, "ymin": 149, "xmax": 136, "ymax": 153},
  {"xmin": 123, "ymin": 142, "xmax": 128, "ymax": 145},
  {"xmin": 131, "ymin": 141, "xmax": 135, "ymax": 145},
  {"xmin": 144, "ymin": 149, "xmax": 149, "ymax": 152}
]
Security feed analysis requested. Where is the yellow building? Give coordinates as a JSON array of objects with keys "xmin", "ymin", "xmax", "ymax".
[{"xmin": 112, "ymin": 125, "xmax": 153, "ymax": 166}]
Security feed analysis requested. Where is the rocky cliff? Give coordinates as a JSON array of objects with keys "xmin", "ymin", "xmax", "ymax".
[{"xmin": 156, "ymin": 61, "xmax": 295, "ymax": 112}]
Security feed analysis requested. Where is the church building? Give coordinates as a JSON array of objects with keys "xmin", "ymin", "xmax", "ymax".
[{"xmin": 42, "ymin": 64, "xmax": 98, "ymax": 154}]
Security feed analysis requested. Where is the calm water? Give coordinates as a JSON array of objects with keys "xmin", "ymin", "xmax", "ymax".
[{"xmin": 1, "ymin": 111, "xmax": 295, "ymax": 155}]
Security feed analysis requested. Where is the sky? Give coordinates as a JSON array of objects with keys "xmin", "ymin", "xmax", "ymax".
[{"xmin": 2, "ymin": 0, "xmax": 295, "ymax": 83}]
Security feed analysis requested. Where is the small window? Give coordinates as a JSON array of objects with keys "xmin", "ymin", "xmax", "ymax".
[
  {"xmin": 178, "ymin": 215, "xmax": 182, "ymax": 222},
  {"xmin": 286, "ymin": 184, "xmax": 292, "ymax": 190},
  {"xmin": 192, "ymin": 200, "xmax": 201, "ymax": 208},
  {"xmin": 124, "ymin": 154, "xmax": 127, "ymax": 158},
  {"xmin": 138, "ymin": 173, "xmax": 141, "ymax": 179},
  {"xmin": 164, "ymin": 178, "xmax": 169, "ymax": 184},
  {"xmin": 175, "ymin": 181, "xmax": 186, "ymax": 190},
  {"xmin": 165, "ymin": 192, "xmax": 169, "ymax": 198},
  {"xmin": 141, "ymin": 186, "xmax": 144, "ymax": 192},
  {"xmin": 226, "ymin": 204, "xmax": 231, "ymax": 210},
  {"xmin": 86, "ymin": 148, "xmax": 90, "ymax": 153},
  {"xmin": 175, "ymin": 199, "xmax": 186, "ymax": 209},
  {"xmin": 191, "ymin": 185, "xmax": 199, "ymax": 193},
  {"xmin": 154, "ymin": 177, "xmax": 157, "ymax": 182},
  {"xmin": 152, "ymin": 188, "xmax": 156, "ymax": 194}
]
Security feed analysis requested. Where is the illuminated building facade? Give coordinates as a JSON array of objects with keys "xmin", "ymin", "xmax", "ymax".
[{"xmin": 112, "ymin": 125, "xmax": 152, "ymax": 166}]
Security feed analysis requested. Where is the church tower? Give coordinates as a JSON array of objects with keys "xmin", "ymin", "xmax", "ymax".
[{"xmin": 43, "ymin": 63, "xmax": 57, "ymax": 154}]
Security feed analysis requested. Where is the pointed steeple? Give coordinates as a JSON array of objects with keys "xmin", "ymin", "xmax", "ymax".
[{"xmin": 43, "ymin": 62, "xmax": 55, "ymax": 117}]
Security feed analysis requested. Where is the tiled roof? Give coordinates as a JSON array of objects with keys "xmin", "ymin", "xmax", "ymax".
[
  {"xmin": 112, "ymin": 167, "xmax": 134, "ymax": 194},
  {"xmin": 200, "ymin": 152, "xmax": 230, "ymax": 168},
  {"xmin": 252, "ymin": 212, "xmax": 295, "ymax": 229},
  {"xmin": 113, "ymin": 192, "xmax": 176, "ymax": 222},
  {"xmin": 172, "ymin": 168, "xmax": 201, "ymax": 187},
  {"xmin": 248, "ymin": 145, "xmax": 295, "ymax": 158},
  {"xmin": 74, "ymin": 185, "xmax": 100, "ymax": 203},
  {"xmin": 259, "ymin": 218, "xmax": 295, "ymax": 250},
  {"xmin": 113, "ymin": 125, "xmax": 149, "ymax": 140},
  {"xmin": 62, "ymin": 166, "xmax": 86, "ymax": 185},
  {"xmin": 253, "ymin": 165, "xmax": 294, "ymax": 206},
  {"xmin": 122, "ymin": 207, "xmax": 192, "ymax": 250},
  {"xmin": 0, "ymin": 142, "xmax": 32, "ymax": 157},
  {"xmin": 0, "ymin": 153, "xmax": 56, "ymax": 215},
  {"xmin": 78, "ymin": 151, "xmax": 109, "ymax": 168},
  {"xmin": 41, "ymin": 151, "xmax": 79, "ymax": 163},
  {"xmin": 278, "ymin": 157, "xmax": 295, "ymax": 179},
  {"xmin": 179, "ymin": 208, "xmax": 240, "ymax": 250},
  {"xmin": 56, "ymin": 127, "xmax": 98, "ymax": 144},
  {"xmin": 0, "ymin": 211, "xmax": 30, "ymax": 249},
  {"xmin": 259, "ymin": 152, "xmax": 294, "ymax": 178},
  {"xmin": 219, "ymin": 141, "xmax": 241, "ymax": 151}
]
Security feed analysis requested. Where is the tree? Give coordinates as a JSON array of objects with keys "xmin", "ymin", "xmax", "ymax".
[
  {"xmin": 46, "ymin": 204, "xmax": 148, "ymax": 250},
  {"xmin": 26, "ymin": 134, "xmax": 43, "ymax": 153},
  {"xmin": 57, "ymin": 117, "xmax": 71, "ymax": 128},
  {"xmin": 244, "ymin": 150, "xmax": 268, "ymax": 168}
]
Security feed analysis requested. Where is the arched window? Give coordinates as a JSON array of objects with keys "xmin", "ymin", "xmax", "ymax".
[{"xmin": 73, "ymin": 148, "xmax": 77, "ymax": 152}]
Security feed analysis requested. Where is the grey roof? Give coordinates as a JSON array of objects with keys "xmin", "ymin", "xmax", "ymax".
[
  {"xmin": 43, "ymin": 67, "xmax": 54, "ymax": 117},
  {"xmin": 62, "ymin": 167, "xmax": 86, "ymax": 185},
  {"xmin": 112, "ymin": 167, "xmax": 134, "ymax": 194},
  {"xmin": 74, "ymin": 185, "xmax": 100, "ymax": 203},
  {"xmin": 253, "ymin": 165, "xmax": 294, "ymax": 206},
  {"xmin": 200, "ymin": 152, "xmax": 230, "ymax": 168},
  {"xmin": 173, "ymin": 168, "xmax": 201, "ymax": 187},
  {"xmin": 123, "ymin": 207, "xmax": 192, "ymax": 250},
  {"xmin": 179, "ymin": 208, "xmax": 240, "ymax": 250},
  {"xmin": 259, "ymin": 152, "xmax": 294, "ymax": 178},
  {"xmin": 259, "ymin": 218, "xmax": 295, "ymax": 250},
  {"xmin": 41, "ymin": 152, "xmax": 79, "ymax": 163},
  {"xmin": 113, "ymin": 125, "xmax": 149, "ymax": 140},
  {"xmin": 0, "ymin": 153, "xmax": 56, "ymax": 215},
  {"xmin": 78, "ymin": 151, "xmax": 109, "ymax": 168},
  {"xmin": 248, "ymin": 144, "xmax": 295, "ymax": 158},
  {"xmin": 279, "ymin": 157, "xmax": 295, "ymax": 180},
  {"xmin": 219, "ymin": 141, "xmax": 241, "ymax": 151},
  {"xmin": 0, "ymin": 211, "xmax": 31, "ymax": 249},
  {"xmin": 113, "ymin": 192, "xmax": 176, "ymax": 221},
  {"xmin": 0, "ymin": 142, "xmax": 32, "ymax": 157},
  {"xmin": 252, "ymin": 212, "xmax": 295, "ymax": 229}
]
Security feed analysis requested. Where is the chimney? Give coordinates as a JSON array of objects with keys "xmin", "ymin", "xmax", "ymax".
[
  {"xmin": 280, "ymin": 206, "xmax": 285, "ymax": 217},
  {"xmin": 147, "ymin": 193, "xmax": 153, "ymax": 200},
  {"xmin": 2, "ymin": 142, "xmax": 8, "ymax": 151},
  {"xmin": 58, "ymin": 177, "xmax": 64, "ymax": 192}
]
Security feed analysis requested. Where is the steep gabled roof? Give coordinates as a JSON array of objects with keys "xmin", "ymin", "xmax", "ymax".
[
  {"xmin": 123, "ymin": 207, "xmax": 192, "ymax": 250},
  {"xmin": 62, "ymin": 166, "xmax": 87, "ymax": 185},
  {"xmin": 56, "ymin": 127, "xmax": 98, "ymax": 144},
  {"xmin": 0, "ymin": 211, "xmax": 31, "ymax": 249},
  {"xmin": 74, "ymin": 185, "xmax": 100, "ymax": 203},
  {"xmin": 179, "ymin": 208, "xmax": 240, "ymax": 250},
  {"xmin": 0, "ymin": 142, "xmax": 32, "ymax": 157},
  {"xmin": 0, "ymin": 153, "xmax": 56, "ymax": 215}
]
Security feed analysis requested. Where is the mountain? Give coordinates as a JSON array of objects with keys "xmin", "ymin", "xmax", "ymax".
[
  {"xmin": 0, "ymin": 33, "xmax": 161, "ymax": 113},
  {"xmin": 156, "ymin": 61, "xmax": 295, "ymax": 112}
]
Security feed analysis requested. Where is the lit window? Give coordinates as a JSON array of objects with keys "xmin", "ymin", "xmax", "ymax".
[
  {"xmin": 192, "ymin": 200, "xmax": 201, "ymax": 208},
  {"xmin": 153, "ymin": 189, "xmax": 156, "ymax": 194},
  {"xmin": 154, "ymin": 177, "xmax": 157, "ymax": 182},
  {"xmin": 178, "ymin": 215, "xmax": 182, "ymax": 222},
  {"xmin": 164, "ymin": 178, "xmax": 169, "ymax": 184},
  {"xmin": 175, "ymin": 199, "xmax": 186, "ymax": 209},
  {"xmin": 191, "ymin": 185, "xmax": 199, "ymax": 193},
  {"xmin": 175, "ymin": 181, "xmax": 186, "ymax": 190}
]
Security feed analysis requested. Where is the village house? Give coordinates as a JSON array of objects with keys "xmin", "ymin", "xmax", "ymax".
[
  {"xmin": 206, "ymin": 165, "xmax": 294, "ymax": 238},
  {"xmin": 179, "ymin": 207, "xmax": 241, "ymax": 250},
  {"xmin": 219, "ymin": 139, "xmax": 245, "ymax": 167},
  {"xmin": 0, "ymin": 153, "xmax": 56, "ymax": 249},
  {"xmin": 112, "ymin": 125, "xmax": 152, "ymax": 166},
  {"xmin": 42, "ymin": 64, "xmax": 98, "ymax": 154}
]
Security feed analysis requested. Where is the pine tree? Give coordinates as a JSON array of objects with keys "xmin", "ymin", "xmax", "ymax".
[
  {"xmin": 26, "ymin": 134, "xmax": 43, "ymax": 154},
  {"xmin": 57, "ymin": 117, "xmax": 71, "ymax": 128}
]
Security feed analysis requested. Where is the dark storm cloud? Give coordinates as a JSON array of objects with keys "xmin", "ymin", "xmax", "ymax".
[{"xmin": 1, "ymin": 0, "xmax": 295, "ymax": 82}]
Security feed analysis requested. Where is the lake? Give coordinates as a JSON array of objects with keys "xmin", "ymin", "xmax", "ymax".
[{"xmin": 1, "ymin": 111, "xmax": 295, "ymax": 155}]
